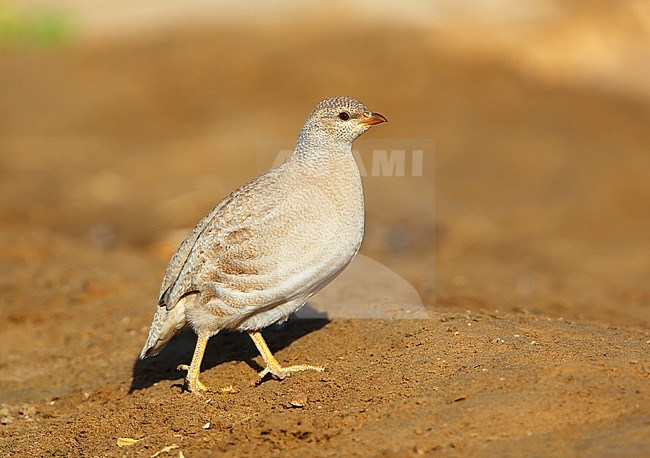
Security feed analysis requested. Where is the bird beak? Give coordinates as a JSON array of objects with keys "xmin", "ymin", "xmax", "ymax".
[{"xmin": 359, "ymin": 111, "xmax": 388, "ymax": 126}]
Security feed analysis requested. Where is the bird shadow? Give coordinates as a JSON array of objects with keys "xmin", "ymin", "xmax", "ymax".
[{"xmin": 129, "ymin": 311, "xmax": 330, "ymax": 393}]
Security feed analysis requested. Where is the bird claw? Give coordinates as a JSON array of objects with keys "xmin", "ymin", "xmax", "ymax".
[
  {"xmin": 177, "ymin": 364, "xmax": 209, "ymax": 394},
  {"xmin": 189, "ymin": 380, "xmax": 210, "ymax": 394},
  {"xmin": 177, "ymin": 364, "xmax": 238, "ymax": 394},
  {"xmin": 258, "ymin": 364, "xmax": 325, "ymax": 380}
]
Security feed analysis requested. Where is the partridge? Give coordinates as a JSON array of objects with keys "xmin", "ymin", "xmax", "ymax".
[{"xmin": 140, "ymin": 96, "xmax": 387, "ymax": 394}]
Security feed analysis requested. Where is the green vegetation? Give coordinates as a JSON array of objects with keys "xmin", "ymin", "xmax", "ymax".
[{"xmin": 0, "ymin": 2, "xmax": 74, "ymax": 50}]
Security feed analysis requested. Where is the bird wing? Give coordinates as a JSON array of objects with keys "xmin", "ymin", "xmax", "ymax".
[
  {"xmin": 160, "ymin": 165, "xmax": 345, "ymax": 314},
  {"xmin": 158, "ymin": 205, "xmax": 220, "ymax": 306},
  {"xmin": 158, "ymin": 167, "xmax": 290, "ymax": 310}
]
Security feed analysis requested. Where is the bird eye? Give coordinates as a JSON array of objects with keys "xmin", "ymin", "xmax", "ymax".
[{"xmin": 338, "ymin": 111, "xmax": 350, "ymax": 121}]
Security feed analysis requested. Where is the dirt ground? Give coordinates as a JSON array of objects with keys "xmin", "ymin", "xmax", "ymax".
[{"xmin": 0, "ymin": 17, "xmax": 649, "ymax": 457}]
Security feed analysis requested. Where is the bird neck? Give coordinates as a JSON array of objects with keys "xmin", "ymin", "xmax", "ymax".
[{"xmin": 291, "ymin": 129, "xmax": 353, "ymax": 162}]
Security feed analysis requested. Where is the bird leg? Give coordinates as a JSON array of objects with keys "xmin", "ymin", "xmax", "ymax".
[
  {"xmin": 248, "ymin": 330, "xmax": 324, "ymax": 380},
  {"xmin": 177, "ymin": 331, "xmax": 210, "ymax": 394}
]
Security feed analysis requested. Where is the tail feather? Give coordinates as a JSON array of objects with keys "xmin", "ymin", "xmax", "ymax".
[{"xmin": 140, "ymin": 295, "xmax": 193, "ymax": 359}]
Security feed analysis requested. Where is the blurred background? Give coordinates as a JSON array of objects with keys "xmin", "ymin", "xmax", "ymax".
[{"xmin": 0, "ymin": 0, "xmax": 648, "ymax": 327}]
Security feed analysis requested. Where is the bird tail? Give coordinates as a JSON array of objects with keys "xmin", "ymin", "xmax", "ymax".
[{"xmin": 139, "ymin": 294, "xmax": 193, "ymax": 359}]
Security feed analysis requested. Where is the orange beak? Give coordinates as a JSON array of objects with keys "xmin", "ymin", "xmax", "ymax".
[{"xmin": 359, "ymin": 111, "xmax": 388, "ymax": 126}]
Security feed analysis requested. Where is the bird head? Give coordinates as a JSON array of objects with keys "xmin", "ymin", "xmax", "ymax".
[{"xmin": 300, "ymin": 96, "xmax": 387, "ymax": 146}]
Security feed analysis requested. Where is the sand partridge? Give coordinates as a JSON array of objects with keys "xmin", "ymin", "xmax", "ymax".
[{"xmin": 140, "ymin": 96, "xmax": 387, "ymax": 394}]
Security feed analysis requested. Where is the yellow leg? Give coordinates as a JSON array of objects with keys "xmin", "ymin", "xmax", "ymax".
[
  {"xmin": 177, "ymin": 333, "xmax": 239, "ymax": 395},
  {"xmin": 177, "ymin": 332, "xmax": 210, "ymax": 394},
  {"xmin": 248, "ymin": 330, "xmax": 324, "ymax": 380}
]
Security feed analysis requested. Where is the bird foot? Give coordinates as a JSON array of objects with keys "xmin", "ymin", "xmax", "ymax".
[
  {"xmin": 177, "ymin": 364, "xmax": 239, "ymax": 395},
  {"xmin": 177, "ymin": 364, "xmax": 209, "ymax": 394},
  {"xmin": 259, "ymin": 364, "xmax": 325, "ymax": 380}
]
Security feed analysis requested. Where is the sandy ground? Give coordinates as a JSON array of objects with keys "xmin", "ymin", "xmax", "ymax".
[{"xmin": 0, "ymin": 18, "xmax": 649, "ymax": 457}]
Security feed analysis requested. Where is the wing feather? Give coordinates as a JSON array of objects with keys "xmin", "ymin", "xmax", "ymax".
[{"xmin": 158, "ymin": 167, "xmax": 287, "ymax": 309}]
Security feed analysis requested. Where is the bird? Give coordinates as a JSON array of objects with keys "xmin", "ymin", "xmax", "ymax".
[{"xmin": 140, "ymin": 96, "xmax": 387, "ymax": 394}]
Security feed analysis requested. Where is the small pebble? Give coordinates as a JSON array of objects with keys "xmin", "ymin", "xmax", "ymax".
[{"xmin": 289, "ymin": 393, "xmax": 308, "ymax": 408}]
